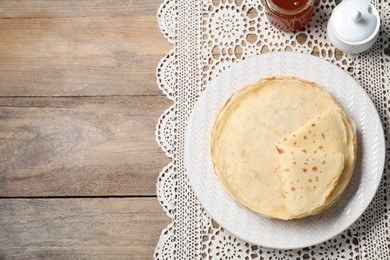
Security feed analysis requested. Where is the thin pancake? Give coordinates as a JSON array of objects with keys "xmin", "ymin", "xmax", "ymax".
[
  {"xmin": 211, "ymin": 76, "xmax": 357, "ymax": 220},
  {"xmin": 279, "ymin": 107, "xmax": 347, "ymax": 155},
  {"xmin": 277, "ymin": 144, "xmax": 345, "ymax": 218}
]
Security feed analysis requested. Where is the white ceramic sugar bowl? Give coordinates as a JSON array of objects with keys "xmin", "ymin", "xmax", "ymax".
[{"xmin": 327, "ymin": 0, "xmax": 380, "ymax": 54}]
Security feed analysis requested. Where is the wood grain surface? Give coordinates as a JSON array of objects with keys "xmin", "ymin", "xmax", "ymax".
[
  {"xmin": 0, "ymin": 16, "xmax": 171, "ymax": 96},
  {"xmin": 0, "ymin": 96, "xmax": 170, "ymax": 197},
  {"xmin": 0, "ymin": 198, "xmax": 170, "ymax": 259},
  {"xmin": 0, "ymin": 0, "xmax": 162, "ymax": 17},
  {"xmin": 0, "ymin": 0, "xmax": 172, "ymax": 258}
]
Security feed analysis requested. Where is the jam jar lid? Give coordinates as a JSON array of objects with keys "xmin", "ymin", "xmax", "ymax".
[{"xmin": 330, "ymin": 0, "xmax": 380, "ymax": 43}]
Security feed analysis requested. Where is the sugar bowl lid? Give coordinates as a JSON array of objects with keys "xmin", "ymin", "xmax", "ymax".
[{"xmin": 330, "ymin": 0, "xmax": 380, "ymax": 42}]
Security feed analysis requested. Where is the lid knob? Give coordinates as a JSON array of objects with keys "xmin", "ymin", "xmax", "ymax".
[{"xmin": 351, "ymin": 10, "xmax": 362, "ymax": 23}]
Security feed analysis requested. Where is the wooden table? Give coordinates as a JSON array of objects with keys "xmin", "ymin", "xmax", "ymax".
[{"xmin": 0, "ymin": 1, "xmax": 171, "ymax": 258}]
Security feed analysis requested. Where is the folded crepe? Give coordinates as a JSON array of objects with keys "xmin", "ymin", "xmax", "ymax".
[
  {"xmin": 277, "ymin": 144, "xmax": 344, "ymax": 218},
  {"xmin": 211, "ymin": 76, "xmax": 357, "ymax": 220}
]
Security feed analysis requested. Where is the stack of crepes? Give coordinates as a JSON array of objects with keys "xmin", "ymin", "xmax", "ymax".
[{"xmin": 211, "ymin": 76, "xmax": 357, "ymax": 220}]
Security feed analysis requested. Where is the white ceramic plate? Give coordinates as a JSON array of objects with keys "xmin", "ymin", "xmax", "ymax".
[{"xmin": 185, "ymin": 52, "xmax": 385, "ymax": 249}]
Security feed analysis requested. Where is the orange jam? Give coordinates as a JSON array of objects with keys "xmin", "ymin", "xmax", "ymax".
[{"xmin": 265, "ymin": 0, "xmax": 315, "ymax": 32}]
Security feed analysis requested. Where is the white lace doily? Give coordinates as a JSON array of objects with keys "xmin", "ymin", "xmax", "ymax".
[{"xmin": 155, "ymin": 0, "xmax": 390, "ymax": 259}]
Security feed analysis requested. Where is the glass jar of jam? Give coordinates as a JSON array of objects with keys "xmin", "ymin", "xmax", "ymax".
[{"xmin": 265, "ymin": 0, "xmax": 315, "ymax": 32}]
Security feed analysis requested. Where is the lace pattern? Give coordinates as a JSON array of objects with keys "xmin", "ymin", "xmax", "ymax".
[{"xmin": 155, "ymin": 0, "xmax": 390, "ymax": 258}]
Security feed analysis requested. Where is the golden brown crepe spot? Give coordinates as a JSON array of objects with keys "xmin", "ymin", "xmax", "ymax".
[
  {"xmin": 276, "ymin": 147, "xmax": 285, "ymax": 154},
  {"xmin": 314, "ymin": 150, "xmax": 317, "ymax": 154},
  {"xmin": 304, "ymin": 162, "xmax": 308, "ymax": 165},
  {"xmin": 293, "ymin": 141, "xmax": 298, "ymax": 145},
  {"xmin": 284, "ymin": 169, "xmax": 290, "ymax": 172},
  {"xmin": 315, "ymin": 176, "xmax": 319, "ymax": 182},
  {"xmin": 304, "ymin": 135, "xmax": 307, "ymax": 140},
  {"xmin": 313, "ymin": 185, "xmax": 317, "ymax": 189},
  {"xmin": 319, "ymin": 146, "xmax": 323, "ymax": 150},
  {"xmin": 302, "ymin": 149, "xmax": 307, "ymax": 154},
  {"xmin": 303, "ymin": 168, "xmax": 308, "ymax": 173},
  {"xmin": 308, "ymin": 178, "xmax": 312, "ymax": 183},
  {"xmin": 293, "ymin": 161, "xmax": 297, "ymax": 165},
  {"xmin": 312, "ymin": 167, "xmax": 318, "ymax": 171},
  {"xmin": 291, "ymin": 187, "xmax": 296, "ymax": 191},
  {"xmin": 322, "ymin": 160, "xmax": 326, "ymax": 165},
  {"xmin": 321, "ymin": 133, "xmax": 325, "ymax": 138},
  {"xmin": 283, "ymin": 138, "xmax": 287, "ymax": 141},
  {"xmin": 312, "ymin": 123, "xmax": 316, "ymax": 127},
  {"xmin": 309, "ymin": 130, "xmax": 312, "ymax": 134}
]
